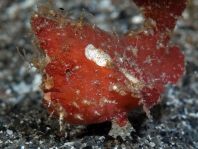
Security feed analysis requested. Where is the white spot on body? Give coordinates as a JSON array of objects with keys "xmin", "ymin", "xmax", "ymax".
[
  {"xmin": 92, "ymin": 80, "xmax": 100, "ymax": 85},
  {"xmin": 109, "ymin": 83, "xmax": 128, "ymax": 96},
  {"xmin": 85, "ymin": 44, "xmax": 112, "ymax": 67},
  {"xmin": 120, "ymin": 68, "xmax": 139, "ymax": 83},
  {"xmin": 44, "ymin": 93, "xmax": 51, "ymax": 101},
  {"xmin": 82, "ymin": 100, "xmax": 91, "ymax": 105},
  {"xmin": 94, "ymin": 111, "xmax": 101, "ymax": 116},
  {"xmin": 100, "ymin": 97, "xmax": 118, "ymax": 106},
  {"xmin": 73, "ymin": 102, "xmax": 80, "ymax": 108},
  {"xmin": 75, "ymin": 114, "xmax": 84, "ymax": 120},
  {"xmin": 131, "ymin": 47, "xmax": 138, "ymax": 57},
  {"xmin": 144, "ymin": 55, "xmax": 152, "ymax": 64},
  {"xmin": 161, "ymin": 72, "xmax": 166, "ymax": 78},
  {"xmin": 119, "ymin": 90, "xmax": 127, "ymax": 96},
  {"xmin": 76, "ymin": 89, "xmax": 80, "ymax": 95},
  {"xmin": 73, "ymin": 65, "xmax": 81, "ymax": 70},
  {"xmin": 119, "ymin": 57, "xmax": 124, "ymax": 63},
  {"xmin": 112, "ymin": 85, "xmax": 118, "ymax": 91}
]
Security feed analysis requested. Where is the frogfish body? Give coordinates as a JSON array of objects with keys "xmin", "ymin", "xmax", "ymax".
[{"xmin": 31, "ymin": 0, "xmax": 186, "ymax": 127}]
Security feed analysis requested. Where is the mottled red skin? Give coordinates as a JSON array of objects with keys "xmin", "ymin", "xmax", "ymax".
[{"xmin": 31, "ymin": 0, "xmax": 186, "ymax": 127}]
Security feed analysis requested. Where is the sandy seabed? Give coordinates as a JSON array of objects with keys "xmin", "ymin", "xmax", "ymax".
[{"xmin": 0, "ymin": 0, "xmax": 198, "ymax": 148}]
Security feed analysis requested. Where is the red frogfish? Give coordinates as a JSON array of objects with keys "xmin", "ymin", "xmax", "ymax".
[{"xmin": 30, "ymin": 0, "xmax": 186, "ymax": 130}]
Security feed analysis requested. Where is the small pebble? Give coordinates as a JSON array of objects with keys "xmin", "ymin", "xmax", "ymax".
[
  {"xmin": 149, "ymin": 142, "xmax": 156, "ymax": 148},
  {"xmin": 6, "ymin": 129, "xmax": 13, "ymax": 135}
]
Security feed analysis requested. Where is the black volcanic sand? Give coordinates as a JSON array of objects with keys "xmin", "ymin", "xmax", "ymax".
[{"xmin": 0, "ymin": 0, "xmax": 198, "ymax": 148}]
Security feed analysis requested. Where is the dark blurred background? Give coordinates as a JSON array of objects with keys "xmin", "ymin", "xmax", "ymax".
[{"xmin": 0, "ymin": 0, "xmax": 198, "ymax": 148}]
